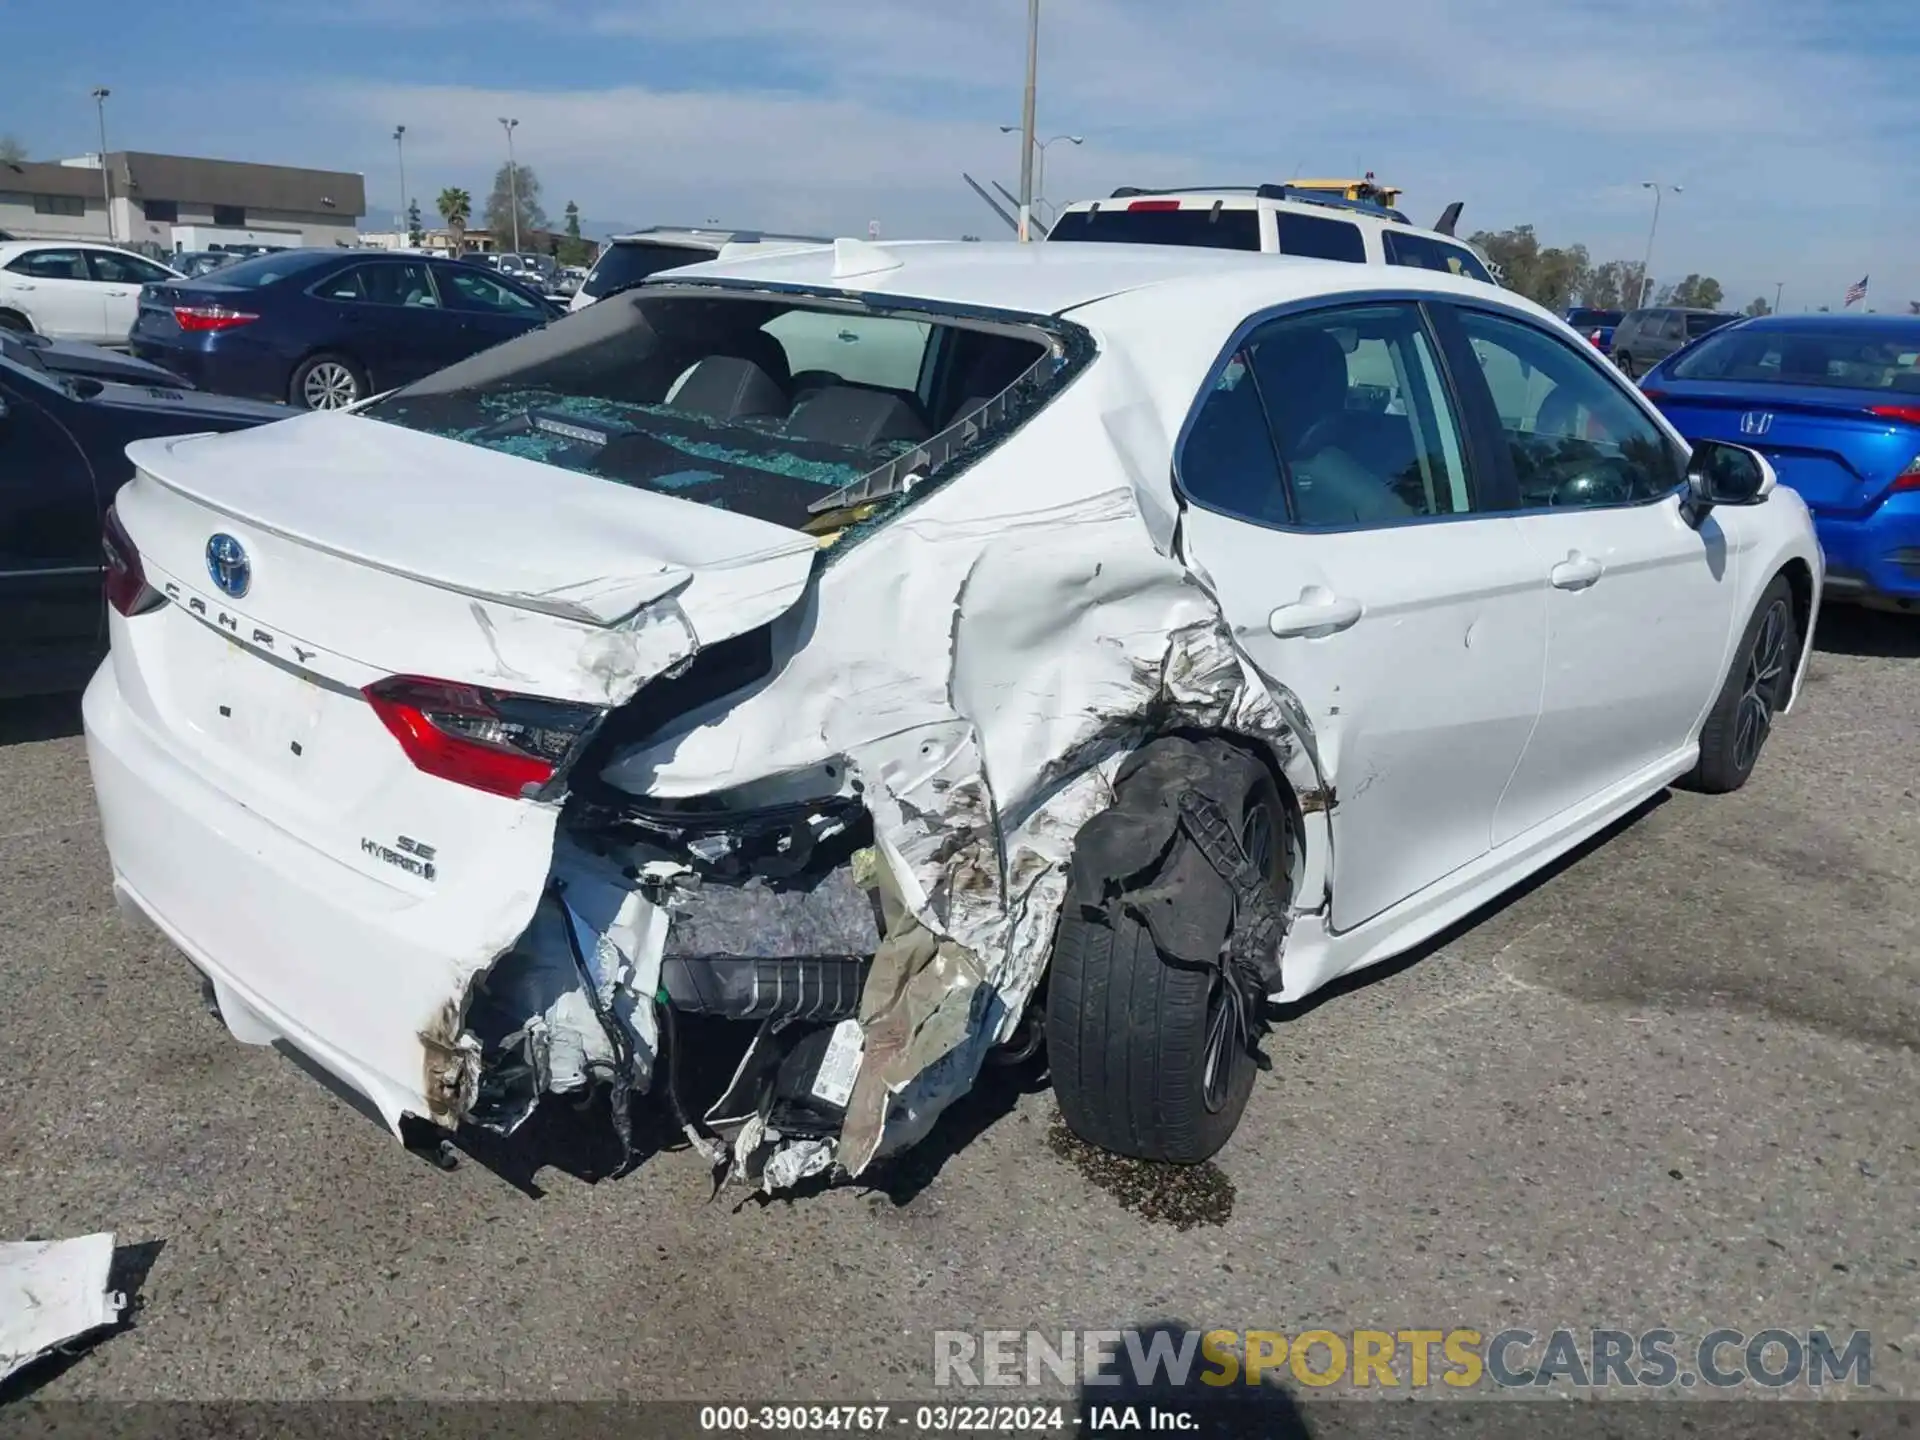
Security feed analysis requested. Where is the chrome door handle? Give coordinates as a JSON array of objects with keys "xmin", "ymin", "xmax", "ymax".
[
  {"xmin": 1550, "ymin": 552, "xmax": 1604, "ymax": 590},
  {"xmin": 1269, "ymin": 587, "xmax": 1363, "ymax": 638}
]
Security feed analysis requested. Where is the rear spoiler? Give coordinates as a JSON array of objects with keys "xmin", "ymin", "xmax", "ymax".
[{"xmin": 1433, "ymin": 202, "xmax": 1464, "ymax": 237}]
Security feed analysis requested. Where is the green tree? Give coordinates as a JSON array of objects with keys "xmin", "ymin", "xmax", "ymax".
[
  {"xmin": 484, "ymin": 162, "xmax": 545, "ymax": 249},
  {"xmin": 436, "ymin": 187, "xmax": 472, "ymax": 253},
  {"xmin": 1745, "ymin": 296, "xmax": 1772, "ymax": 317},
  {"xmin": 1667, "ymin": 274, "xmax": 1725, "ymax": 308},
  {"xmin": 406, "ymin": 198, "xmax": 424, "ymax": 248},
  {"xmin": 558, "ymin": 200, "xmax": 592, "ymax": 266},
  {"xmin": 1467, "ymin": 225, "xmax": 1590, "ymax": 311},
  {"xmin": 1579, "ymin": 259, "xmax": 1638, "ymax": 310},
  {"xmin": 0, "ymin": 134, "xmax": 26, "ymax": 164}
]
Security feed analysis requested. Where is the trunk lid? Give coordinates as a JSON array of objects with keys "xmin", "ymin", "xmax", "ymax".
[
  {"xmin": 111, "ymin": 409, "xmax": 817, "ymax": 873},
  {"xmin": 1648, "ymin": 381, "xmax": 1920, "ymax": 516}
]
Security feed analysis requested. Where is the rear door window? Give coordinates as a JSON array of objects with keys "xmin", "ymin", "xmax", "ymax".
[
  {"xmin": 1273, "ymin": 212, "xmax": 1367, "ymax": 263},
  {"xmin": 7, "ymin": 249, "xmax": 87, "ymax": 280},
  {"xmin": 580, "ymin": 242, "xmax": 717, "ymax": 299},
  {"xmin": 1045, "ymin": 206, "xmax": 1261, "ymax": 251}
]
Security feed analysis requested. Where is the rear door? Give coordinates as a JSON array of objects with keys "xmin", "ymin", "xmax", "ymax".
[
  {"xmin": 1175, "ymin": 297, "xmax": 1547, "ymax": 933},
  {"xmin": 312, "ymin": 259, "xmax": 463, "ymax": 390},
  {"xmin": 432, "ymin": 264, "xmax": 551, "ymax": 354},
  {"xmin": 83, "ymin": 249, "xmax": 178, "ymax": 343},
  {"xmin": 3, "ymin": 248, "xmax": 105, "ymax": 341},
  {"xmin": 0, "ymin": 371, "xmax": 104, "ymax": 693}
]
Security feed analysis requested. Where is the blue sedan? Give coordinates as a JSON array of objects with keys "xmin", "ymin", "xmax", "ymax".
[
  {"xmin": 129, "ymin": 249, "xmax": 560, "ymax": 410},
  {"xmin": 1641, "ymin": 314, "xmax": 1920, "ymax": 610}
]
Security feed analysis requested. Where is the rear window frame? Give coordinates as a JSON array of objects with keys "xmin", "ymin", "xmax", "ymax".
[
  {"xmin": 363, "ymin": 278, "xmax": 1097, "ymax": 566},
  {"xmin": 1045, "ymin": 205, "xmax": 1263, "ymax": 252}
]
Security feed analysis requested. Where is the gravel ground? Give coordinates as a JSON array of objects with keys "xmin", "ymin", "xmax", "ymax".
[{"xmin": 1, "ymin": 609, "xmax": 1915, "ymax": 1426}]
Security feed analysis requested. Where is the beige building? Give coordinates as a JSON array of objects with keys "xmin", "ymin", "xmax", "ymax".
[{"xmin": 0, "ymin": 151, "xmax": 366, "ymax": 253}]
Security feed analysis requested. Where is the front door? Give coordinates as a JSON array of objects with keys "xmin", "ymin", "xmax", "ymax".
[
  {"xmin": 1175, "ymin": 299, "xmax": 1547, "ymax": 932},
  {"xmin": 84, "ymin": 248, "xmax": 178, "ymax": 344},
  {"xmin": 1440, "ymin": 303, "xmax": 1738, "ymax": 843},
  {"xmin": 0, "ymin": 375, "xmax": 106, "ymax": 694}
]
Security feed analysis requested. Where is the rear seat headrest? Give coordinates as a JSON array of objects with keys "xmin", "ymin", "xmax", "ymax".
[
  {"xmin": 785, "ymin": 386, "xmax": 931, "ymax": 448},
  {"xmin": 672, "ymin": 356, "xmax": 787, "ymax": 420}
]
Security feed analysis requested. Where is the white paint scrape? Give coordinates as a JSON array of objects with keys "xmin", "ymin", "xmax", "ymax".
[{"xmin": 0, "ymin": 1233, "xmax": 127, "ymax": 1383}]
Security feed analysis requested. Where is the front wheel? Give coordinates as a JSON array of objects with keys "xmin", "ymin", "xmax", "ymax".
[
  {"xmin": 290, "ymin": 352, "xmax": 366, "ymax": 410},
  {"xmin": 1046, "ymin": 737, "xmax": 1289, "ymax": 1164},
  {"xmin": 1685, "ymin": 575, "xmax": 1798, "ymax": 794}
]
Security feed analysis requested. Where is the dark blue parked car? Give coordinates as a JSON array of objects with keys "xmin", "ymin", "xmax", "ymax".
[
  {"xmin": 1642, "ymin": 314, "xmax": 1920, "ymax": 610},
  {"xmin": 1564, "ymin": 306, "xmax": 1624, "ymax": 356},
  {"xmin": 128, "ymin": 249, "xmax": 560, "ymax": 410}
]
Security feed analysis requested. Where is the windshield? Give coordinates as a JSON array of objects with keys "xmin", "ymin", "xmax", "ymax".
[
  {"xmin": 362, "ymin": 287, "xmax": 1067, "ymax": 535},
  {"xmin": 1567, "ymin": 309, "xmax": 1623, "ymax": 327},
  {"xmin": 1671, "ymin": 324, "xmax": 1920, "ymax": 392}
]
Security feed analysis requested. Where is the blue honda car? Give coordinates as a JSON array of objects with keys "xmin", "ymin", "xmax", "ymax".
[
  {"xmin": 129, "ymin": 249, "xmax": 560, "ymax": 410},
  {"xmin": 1641, "ymin": 314, "xmax": 1920, "ymax": 611}
]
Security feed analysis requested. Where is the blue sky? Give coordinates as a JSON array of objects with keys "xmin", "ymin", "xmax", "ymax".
[{"xmin": 4, "ymin": 0, "xmax": 1915, "ymax": 311}]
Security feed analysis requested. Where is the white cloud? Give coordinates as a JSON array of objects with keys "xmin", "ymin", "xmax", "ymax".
[{"xmin": 292, "ymin": 0, "xmax": 1918, "ymax": 305}]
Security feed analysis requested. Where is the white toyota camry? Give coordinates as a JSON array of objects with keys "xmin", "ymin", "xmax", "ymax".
[{"xmin": 83, "ymin": 239, "xmax": 1821, "ymax": 1188}]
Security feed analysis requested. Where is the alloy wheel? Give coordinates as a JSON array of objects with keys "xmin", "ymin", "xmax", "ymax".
[
  {"xmin": 1733, "ymin": 599, "xmax": 1791, "ymax": 773},
  {"xmin": 302, "ymin": 361, "xmax": 360, "ymax": 410}
]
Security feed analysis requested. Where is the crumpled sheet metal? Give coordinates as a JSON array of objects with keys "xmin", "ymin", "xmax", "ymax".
[
  {"xmin": 1, "ymin": 1233, "xmax": 126, "ymax": 1383},
  {"xmin": 620, "ymin": 476, "xmax": 1329, "ymax": 1184}
]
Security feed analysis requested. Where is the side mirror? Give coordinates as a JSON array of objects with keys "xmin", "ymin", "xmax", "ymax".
[{"xmin": 1682, "ymin": 439, "xmax": 1775, "ymax": 526}]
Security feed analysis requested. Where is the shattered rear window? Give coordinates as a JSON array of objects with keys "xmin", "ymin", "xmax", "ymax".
[{"xmin": 364, "ymin": 288, "xmax": 1069, "ymax": 536}]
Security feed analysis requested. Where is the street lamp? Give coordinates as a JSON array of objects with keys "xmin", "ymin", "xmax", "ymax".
[
  {"xmin": 1774, "ymin": 281, "xmax": 1785, "ymax": 314},
  {"xmin": 1015, "ymin": 0, "xmax": 1039, "ymax": 242},
  {"xmin": 1000, "ymin": 127, "xmax": 1083, "ymax": 221},
  {"xmin": 90, "ymin": 87, "xmax": 112, "ymax": 244},
  {"xmin": 393, "ymin": 125, "xmax": 408, "ymax": 237},
  {"xmin": 1636, "ymin": 181, "xmax": 1681, "ymax": 308},
  {"xmin": 498, "ymin": 116, "xmax": 520, "ymax": 254}
]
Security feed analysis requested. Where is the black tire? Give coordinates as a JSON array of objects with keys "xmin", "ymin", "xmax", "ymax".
[
  {"xmin": 1615, "ymin": 351, "xmax": 1636, "ymax": 379},
  {"xmin": 1685, "ymin": 574, "xmax": 1797, "ymax": 794},
  {"xmin": 289, "ymin": 352, "xmax": 367, "ymax": 410},
  {"xmin": 1047, "ymin": 740, "xmax": 1289, "ymax": 1164},
  {"xmin": 0, "ymin": 310, "xmax": 31, "ymax": 334}
]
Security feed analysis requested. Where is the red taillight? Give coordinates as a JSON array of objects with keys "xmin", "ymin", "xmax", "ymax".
[
  {"xmin": 1588, "ymin": 329, "xmax": 1604, "ymax": 346},
  {"xmin": 362, "ymin": 676, "xmax": 604, "ymax": 799},
  {"xmin": 1894, "ymin": 459, "xmax": 1920, "ymax": 493},
  {"xmin": 1127, "ymin": 199, "xmax": 1183, "ymax": 212},
  {"xmin": 102, "ymin": 505, "xmax": 163, "ymax": 617},
  {"xmin": 1639, "ymin": 388, "xmax": 1668, "ymax": 402},
  {"xmin": 173, "ymin": 305, "xmax": 258, "ymax": 333},
  {"xmin": 1869, "ymin": 403, "xmax": 1920, "ymax": 427}
]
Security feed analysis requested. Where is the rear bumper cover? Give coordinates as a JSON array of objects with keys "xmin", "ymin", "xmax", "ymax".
[{"xmin": 1814, "ymin": 493, "xmax": 1920, "ymax": 601}]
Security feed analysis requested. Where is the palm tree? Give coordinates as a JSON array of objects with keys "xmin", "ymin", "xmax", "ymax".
[{"xmin": 436, "ymin": 187, "xmax": 472, "ymax": 254}]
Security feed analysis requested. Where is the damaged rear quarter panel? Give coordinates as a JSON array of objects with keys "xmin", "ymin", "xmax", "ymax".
[{"xmin": 600, "ymin": 359, "xmax": 1331, "ymax": 1177}]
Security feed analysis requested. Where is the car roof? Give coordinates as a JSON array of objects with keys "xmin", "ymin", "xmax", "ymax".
[
  {"xmin": 0, "ymin": 239, "xmax": 161, "ymax": 258},
  {"xmin": 1732, "ymin": 312, "xmax": 1920, "ymax": 331},
  {"xmin": 651, "ymin": 238, "xmax": 1326, "ymax": 316},
  {"xmin": 609, "ymin": 226, "xmax": 832, "ymax": 249}
]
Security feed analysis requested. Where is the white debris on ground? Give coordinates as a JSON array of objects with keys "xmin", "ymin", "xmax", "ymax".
[{"xmin": 0, "ymin": 1233, "xmax": 127, "ymax": 1384}]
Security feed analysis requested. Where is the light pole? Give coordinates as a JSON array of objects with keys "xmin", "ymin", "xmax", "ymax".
[
  {"xmin": 1000, "ymin": 127, "xmax": 1082, "ymax": 222},
  {"xmin": 90, "ymin": 86, "xmax": 113, "ymax": 243},
  {"xmin": 1015, "ymin": 0, "xmax": 1039, "ymax": 242},
  {"xmin": 1774, "ymin": 281, "xmax": 1784, "ymax": 314},
  {"xmin": 1636, "ymin": 181, "xmax": 1681, "ymax": 308},
  {"xmin": 498, "ymin": 116, "xmax": 521, "ymax": 254},
  {"xmin": 393, "ymin": 125, "xmax": 408, "ymax": 237}
]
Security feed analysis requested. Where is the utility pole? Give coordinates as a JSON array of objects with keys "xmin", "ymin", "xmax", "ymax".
[
  {"xmin": 393, "ymin": 125, "xmax": 408, "ymax": 236},
  {"xmin": 1016, "ymin": 0, "xmax": 1038, "ymax": 243},
  {"xmin": 499, "ymin": 116, "xmax": 521, "ymax": 254},
  {"xmin": 1636, "ymin": 181, "xmax": 1680, "ymax": 308},
  {"xmin": 91, "ymin": 87, "xmax": 113, "ymax": 244}
]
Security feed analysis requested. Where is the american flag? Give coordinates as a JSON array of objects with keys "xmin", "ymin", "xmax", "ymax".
[{"xmin": 1844, "ymin": 275, "xmax": 1869, "ymax": 307}]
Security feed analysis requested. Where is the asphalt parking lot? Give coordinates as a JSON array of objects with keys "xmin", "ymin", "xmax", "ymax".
[{"xmin": 2, "ymin": 609, "xmax": 1916, "ymax": 1418}]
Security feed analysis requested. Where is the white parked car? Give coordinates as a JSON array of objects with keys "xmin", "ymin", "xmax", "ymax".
[
  {"xmin": 568, "ymin": 226, "xmax": 831, "ymax": 311},
  {"xmin": 84, "ymin": 240, "xmax": 1820, "ymax": 1187},
  {"xmin": 0, "ymin": 241, "xmax": 183, "ymax": 345},
  {"xmin": 1048, "ymin": 183, "xmax": 1498, "ymax": 284}
]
